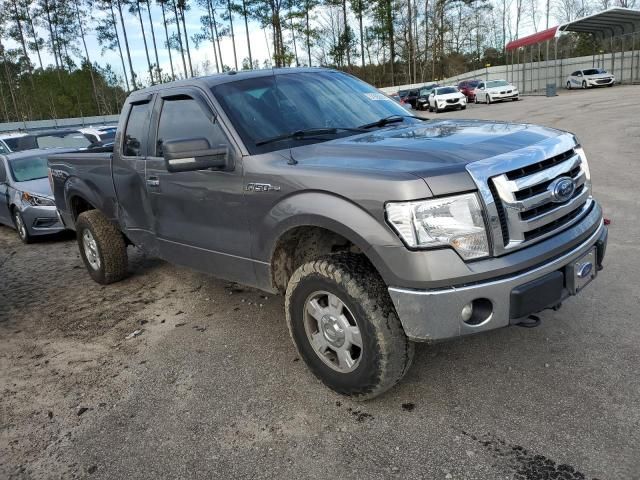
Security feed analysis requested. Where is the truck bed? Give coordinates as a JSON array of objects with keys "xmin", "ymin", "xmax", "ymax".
[{"xmin": 48, "ymin": 151, "xmax": 118, "ymax": 229}]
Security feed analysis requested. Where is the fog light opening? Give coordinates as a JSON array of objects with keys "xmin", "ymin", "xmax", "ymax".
[{"xmin": 461, "ymin": 298, "xmax": 493, "ymax": 326}]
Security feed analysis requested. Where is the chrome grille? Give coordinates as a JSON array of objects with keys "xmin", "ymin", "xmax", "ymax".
[{"xmin": 466, "ymin": 139, "xmax": 593, "ymax": 256}]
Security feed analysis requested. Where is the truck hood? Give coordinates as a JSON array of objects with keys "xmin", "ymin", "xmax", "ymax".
[
  {"xmin": 291, "ymin": 119, "xmax": 566, "ymax": 180},
  {"xmin": 14, "ymin": 177, "xmax": 53, "ymax": 198}
]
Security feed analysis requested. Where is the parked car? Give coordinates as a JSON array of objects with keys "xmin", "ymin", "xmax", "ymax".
[
  {"xmin": 0, "ymin": 149, "xmax": 70, "ymax": 243},
  {"xmin": 415, "ymin": 84, "xmax": 439, "ymax": 110},
  {"xmin": 49, "ymin": 68, "xmax": 607, "ymax": 400},
  {"xmin": 0, "ymin": 133, "xmax": 29, "ymax": 154},
  {"xmin": 7, "ymin": 128, "xmax": 95, "ymax": 152},
  {"xmin": 80, "ymin": 126, "xmax": 117, "ymax": 144},
  {"xmin": 457, "ymin": 79, "xmax": 481, "ymax": 101},
  {"xmin": 401, "ymin": 89, "xmax": 421, "ymax": 109},
  {"xmin": 428, "ymin": 86, "xmax": 467, "ymax": 112},
  {"xmin": 566, "ymin": 69, "xmax": 615, "ymax": 89},
  {"xmin": 390, "ymin": 94, "xmax": 413, "ymax": 111},
  {"xmin": 474, "ymin": 79, "xmax": 519, "ymax": 104}
]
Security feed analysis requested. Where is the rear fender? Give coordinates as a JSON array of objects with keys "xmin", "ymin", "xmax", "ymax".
[{"xmin": 63, "ymin": 176, "xmax": 118, "ymax": 225}]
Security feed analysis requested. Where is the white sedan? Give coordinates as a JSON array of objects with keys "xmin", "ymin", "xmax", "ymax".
[
  {"xmin": 474, "ymin": 80, "xmax": 519, "ymax": 104},
  {"xmin": 427, "ymin": 86, "xmax": 467, "ymax": 113},
  {"xmin": 566, "ymin": 68, "xmax": 615, "ymax": 89}
]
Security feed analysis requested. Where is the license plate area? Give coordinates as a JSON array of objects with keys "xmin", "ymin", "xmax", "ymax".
[{"xmin": 565, "ymin": 248, "xmax": 597, "ymax": 294}]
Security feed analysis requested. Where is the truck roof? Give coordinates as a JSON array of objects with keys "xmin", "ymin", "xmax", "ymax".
[{"xmin": 129, "ymin": 67, "xmax": 334, "ymax": 98}]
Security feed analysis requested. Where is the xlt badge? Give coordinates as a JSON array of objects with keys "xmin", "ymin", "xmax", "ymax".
[{"xmin": 245, "ymin": 183, "xmax": 281, "ymax": 193}]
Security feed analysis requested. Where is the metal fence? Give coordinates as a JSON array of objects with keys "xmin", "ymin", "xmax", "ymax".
[
  {"xmin": 0, "ymin": 114, "xmax": 120, "ymax": 133},
  {"xmin": 380, "ymin": 48, "xmax": 640, "ymax": 95}
]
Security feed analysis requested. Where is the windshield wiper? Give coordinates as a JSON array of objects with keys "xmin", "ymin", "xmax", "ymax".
[
  {"xmin": 358, "ymin": 115, "xmax": 419, "ymax": 130},
  {"xmin": 255, "ymin": 127, "xmax": 366, "ymax": 146}
]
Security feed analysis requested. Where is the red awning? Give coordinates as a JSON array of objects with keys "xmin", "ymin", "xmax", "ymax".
[{"xmin": 506, "ymin": 26, "xmax": 558, "ymax": 51}]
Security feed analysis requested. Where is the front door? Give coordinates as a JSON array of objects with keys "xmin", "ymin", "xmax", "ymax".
[{"xmin": 145, "ymin": 88, "xmax": 255, "ymax": 286}]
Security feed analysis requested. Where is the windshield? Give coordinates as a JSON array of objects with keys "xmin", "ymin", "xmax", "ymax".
[
  {"xmin": 36, "ymin": 132, "xmax": 91, "ymax": 149},
  {"xmin": 486, "ymin": 80, "xmax": 510, "ymax": 88},
  {"xmin": 583, "ymin": 69, "xmax": 606, "ymax": 75},
  {"xmin": 436, "ymin": 87, "xmax": 458, "ymax": 95},
  {"xmin": 212, "ymin": 71, "xmax": 418, "ymax": 154},
  {"xmin": 9, "ymin": 155, "xmax": 48, "ymax": 182}
]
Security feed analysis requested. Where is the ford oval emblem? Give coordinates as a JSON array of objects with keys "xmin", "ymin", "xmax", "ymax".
[
  {"xmin": 549, "ymin": 177, "xmax": 576, "ymax": 203},
  {"xmin": 577, "ymin": 261, "xmax": 593, "ymax": 279}
]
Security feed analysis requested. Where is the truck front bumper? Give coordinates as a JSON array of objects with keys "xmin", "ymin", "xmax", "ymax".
[{"xmin": 388, "ymin": 220, "xmax": 607, "ymax": 342}]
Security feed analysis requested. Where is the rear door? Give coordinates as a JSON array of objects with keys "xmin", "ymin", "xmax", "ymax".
[
  {"xmin": 144, "ymin": 88, "xmax": 255, "ymax": 285},
  {"xmin": 112, "ymin": 95, "xmax": 158, "ymax": 253},
  {"xmin": 0, "ymin": 158, "xmax": 11, "ymax": 225}
]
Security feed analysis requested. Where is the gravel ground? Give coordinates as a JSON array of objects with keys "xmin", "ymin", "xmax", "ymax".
[{"xmin": 1, "ymin": 86, "xmax": 639, "ymax": 480}]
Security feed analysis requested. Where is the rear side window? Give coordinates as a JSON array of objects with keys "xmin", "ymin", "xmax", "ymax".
[
  {"xmin": 155, "ymin": 97, "xmax": 228, "ymax": 157},
  {"xmin": 123, "ymin": 103, "xmax": 151, "ymax": 157}
]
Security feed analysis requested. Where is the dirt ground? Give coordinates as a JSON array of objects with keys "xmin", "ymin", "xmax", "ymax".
[{"xmin": 1, "ymin": 86, "xmax": 639, "ymax": 480}]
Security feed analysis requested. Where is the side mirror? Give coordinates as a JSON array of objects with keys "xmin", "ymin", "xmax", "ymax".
[{"xmin": 163, "ymin": 138, "xmax": 228, "ymax": 173}]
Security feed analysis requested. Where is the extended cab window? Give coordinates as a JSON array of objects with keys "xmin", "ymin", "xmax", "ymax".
[
  {"xmin": 123, "ymin": 102, "xmax": 150, "ymax": 157},
  {"xmin": 155, "ymin": 97, "xmax": 227, "ymax": 156}
]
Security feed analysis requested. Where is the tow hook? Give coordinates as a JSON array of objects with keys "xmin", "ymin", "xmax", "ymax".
[{"xmin": 514, "ymin": 315, "xmax": 541, "ymax": 328}]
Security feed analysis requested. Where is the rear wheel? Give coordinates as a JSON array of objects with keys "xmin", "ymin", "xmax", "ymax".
[
  {"xmin": 76, "ymin": 210, "xmax": 128, "ymax": 285},
  {"xmin": 285, "ymin": 254, "xmax": 414, "ymax": 400},
  {"xmin": 13, "ymin": 209, "xmax": 31, "ymax": 244}
]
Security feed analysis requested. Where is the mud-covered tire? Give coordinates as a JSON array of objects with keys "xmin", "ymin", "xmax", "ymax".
[
  {"xmin": 285, "ymin": 254, "xmax": 414, "ymax": 400},
  {"xmin": 76, "ymin": 210, "xmax": 128, "ymax": 285}
]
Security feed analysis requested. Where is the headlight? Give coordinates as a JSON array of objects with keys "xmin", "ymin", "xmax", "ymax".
[
  {"xmin": 21, "ymin": 192, "xmax": 55, "ymax": 206},
  {"xmin": 575, "ymin": 146, "xmax": 592, "ymax": 195},
  {"xmin": 386, "ymin": 193, "xmax": 490, "ymax": 260}
]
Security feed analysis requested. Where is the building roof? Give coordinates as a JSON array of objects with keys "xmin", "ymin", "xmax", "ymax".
[{"xmin": 506, "ymin": 7, "xmax": 640, "ymax": 50}]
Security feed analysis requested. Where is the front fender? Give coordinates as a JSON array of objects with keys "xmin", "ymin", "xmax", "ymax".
[{"xmin": 255, "ymin": 192, "xmax": 404, "ymax": 284}]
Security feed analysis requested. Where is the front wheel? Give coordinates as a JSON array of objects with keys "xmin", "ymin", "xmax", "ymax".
[
  {"xmin": 285, "ymin": 254, "xmax": 414, "ymax": 400},
  {"xmin": 567, "ymin": 81, "xmax": 571, "ymax": 90},
  {"xmin": 582, "ymin": 80, "xmax": 587, "ymax": 89},
  {"xmin": 13, "ymin": 209, "xmax": 31, "ymax": 244},
  {"xmin": 76, "ymin": 210, "xmax": 128, "ymax": 285},
  {"xmin": 486, "ymin": 94, "xmax": 492, "ymax": 104}
]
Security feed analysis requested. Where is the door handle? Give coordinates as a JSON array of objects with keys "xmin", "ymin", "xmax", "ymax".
[{"xmin": 147, "ymin": 176, "xmax": 160, "ymax": 187}]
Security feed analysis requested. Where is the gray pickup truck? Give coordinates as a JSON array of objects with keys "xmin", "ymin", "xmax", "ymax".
[{"xmin": 49, "ymin": 68, "xmax": 607, "ymax": 400}]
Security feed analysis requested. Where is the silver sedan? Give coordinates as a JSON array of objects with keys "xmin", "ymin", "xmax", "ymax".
[{"xmin": 0, "ymin": 149, "xmax": 70, "ymax": 243}]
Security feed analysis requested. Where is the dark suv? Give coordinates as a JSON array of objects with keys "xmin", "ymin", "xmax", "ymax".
[{"xmin": 400, "ymin": 89, "xmax": 420, "ymax": 109}]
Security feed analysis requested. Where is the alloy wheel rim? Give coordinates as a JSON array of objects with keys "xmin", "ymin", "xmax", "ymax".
[
  {"xmin": 82, "ymin": 230, "xmax": 101, "ymax": 271},
  {"xmin": 303, "ymin": 291, "xmax": 363, "ymax": 373},
  {"xmin": 15, "ymin": 212, "xmax": 26, "ymax": 239}
]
